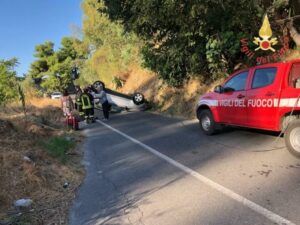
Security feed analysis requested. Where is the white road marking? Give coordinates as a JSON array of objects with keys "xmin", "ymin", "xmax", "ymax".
[{"xmin": 96, "ymin": 120, "xmax": 296, "ymax": 225}]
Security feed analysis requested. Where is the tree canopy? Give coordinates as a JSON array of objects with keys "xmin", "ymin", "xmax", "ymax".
[
  {"xmin": 76, "ymin": 0, "xmax": 141, "ymax": 86},
  {"xmin": 101, "ymin": 0, "xmax": 300, "ymax": 86},
  {"xmin": 29, "ymin": 37, "xmax": 86, "ymax": 93},
  {"xmin": 26, "ymin": 0, "xmax": 300, "ymax": 89},
  {"xmin": 0, "ymin": 58, "xmax": 18, "ymax": 105}
]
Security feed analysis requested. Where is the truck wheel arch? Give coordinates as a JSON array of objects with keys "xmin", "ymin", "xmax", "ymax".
[
  {"xmin": 197, "ymin": 105, "xmax": 220, "ymax": 122},
  {"xmin": 197, "ymin": 105, "xmax": 211, "ymax": 120},
  {"xmin": 280, "ymin": 111, "xmax": 300, "ymax": 131},
  {"xmin": 285, "ymin": 119, "xmax": 300, "ymax": 158}
]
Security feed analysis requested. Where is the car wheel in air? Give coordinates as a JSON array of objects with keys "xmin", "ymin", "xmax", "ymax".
[
  {"xmin": 93, "ymin": 81, "xmax": 105, "ymax": 90},
  {"xmin": 132, "ymin": 93, "xmax": 144, "ymax": 105},
  {"xmin": 198, "ymin": 109, "xmax": 216, "ymax": 135},
  {"xmin": 285, "ymin": 119, "xmax": 300, "ymax": 158}
]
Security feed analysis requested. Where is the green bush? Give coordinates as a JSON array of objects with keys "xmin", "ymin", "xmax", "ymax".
[
  {"xmin": 42, "ymin": 136, "xmax": 75, "ymax": 163},
  {"xmin": 9, "ymin": 214, "xmax": 32, "ymax": 225},
  {"xmin": 0, "ymin": 58, "xmax": 18, "ymax": 105},
  {"xmin": 112, "ymin": 76, "xmax": 124, "ymax": 89}
]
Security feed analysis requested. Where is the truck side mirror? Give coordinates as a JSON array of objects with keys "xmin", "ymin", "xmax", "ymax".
[
  {"xmin": 214, "ymin": 85, "xmax": 223, "ymax": 93},
  {"xmin": 223, "ymin": 87, "xmax": 235, "ymax": 93}
]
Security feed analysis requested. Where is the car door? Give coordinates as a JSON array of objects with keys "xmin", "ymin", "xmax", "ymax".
[
  {"xmin": 218, "ymin": 71, "xmax": 249, "ymax": 125},
  {"xmin": 246, "ymin": 66, "xmax": 281, "ymax": 130}
]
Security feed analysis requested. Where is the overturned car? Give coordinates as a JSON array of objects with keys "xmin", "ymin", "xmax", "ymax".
[{"xmin": 92, "ymin": 81, "xmax": 146, "ymax": 111}]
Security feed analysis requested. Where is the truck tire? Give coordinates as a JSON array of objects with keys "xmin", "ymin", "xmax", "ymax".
[
  {"xmin": 285, "ymin": 119, "xmax": 300, "ymax": 158},
  {"xmin": 198, "ymin": 109, "xmax": 216, "ymax": 135},
  {"xmin": 132, "ymin": 93, "xmax": 144, "ymax": 105}
]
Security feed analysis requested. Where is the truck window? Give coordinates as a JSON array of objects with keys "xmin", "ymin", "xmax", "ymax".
[
  {"xmin": 289, "ymin": 63, "xmax": 300, "ymax": 88},
  {"xmin": 251, "ymin": 68, "xmax": 277, "ymax": 89},
  {"xmin": 223, "ymin": 71, "xmax": 248, "ymax": 92}
]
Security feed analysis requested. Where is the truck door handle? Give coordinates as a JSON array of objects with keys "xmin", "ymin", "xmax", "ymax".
[
  {"xmin": 237, "ymin": 94, "xmax": 245, "ymax": 99},
  {"xmin": 265, "ymin": 92, "xmax": 275, "ymax": 97}
]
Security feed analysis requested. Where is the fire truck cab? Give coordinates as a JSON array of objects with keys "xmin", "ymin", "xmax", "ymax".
[{"xmin": 197, "ymin": 60, "xmax": 300, "ymax": 157}]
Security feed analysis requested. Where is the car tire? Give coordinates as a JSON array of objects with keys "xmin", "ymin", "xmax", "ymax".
[
  {"xmin": 285, "ymin": 119, "xmax": 300, "ymax": 158},
  {"xmin": 93, "ymin": 81, "xmax": 105, "ymax": 90},
  {"xmin": 198, "ymin": 109, "xmax": 217, "ymax": 135},
  {"xmin": 132, "ymin": 93, "xmax": 144, "ymax": 105}
]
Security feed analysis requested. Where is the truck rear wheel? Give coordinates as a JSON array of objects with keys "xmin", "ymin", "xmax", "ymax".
[
  {"xmin": 198, "ymin": 109, "xmax": 216, "ymax": 135},
  {"xmin": 285, "ymin": 119, "xmax": 300, "ymax": 158}
]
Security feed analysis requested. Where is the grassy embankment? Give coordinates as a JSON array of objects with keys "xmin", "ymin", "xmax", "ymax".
[
  {"xmin": 103, "ymin": 64, "xmax": 223, "ymax": 119},
  {"xmin": 0, "ymin": 97, "xmax": 84, "ymax": 225}
]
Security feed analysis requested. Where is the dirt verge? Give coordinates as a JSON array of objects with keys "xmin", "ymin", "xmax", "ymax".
[{"xmin": 0, "ymin": 100, "xmax": 84, "ymax": 225}]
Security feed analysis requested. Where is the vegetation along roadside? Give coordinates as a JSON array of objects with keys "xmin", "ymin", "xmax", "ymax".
[{"xmin": 0, "ymin": 98, "xmax": 84, "ymax": 225}]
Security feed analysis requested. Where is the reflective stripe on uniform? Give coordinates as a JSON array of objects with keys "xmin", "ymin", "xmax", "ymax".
[{"xmin": 81, "ymin": 94, "xmax": 93, "ymax": 110}]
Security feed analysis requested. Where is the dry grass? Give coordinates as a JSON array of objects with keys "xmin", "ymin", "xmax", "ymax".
[
  {"xmin": 120, "ymin": 65, "xmax": 159, "ymax": 94},
  {"xmin": 285, "ymin": 49, "xmax": 300, "ymax": 61},
  {"xmin": 149, "ymin": 78, "xmax": 225, "ymax": 118},
  {"xmin": 27, "ymin": 97, "xmax": 61, "ymax": 109},
  {"xmin": 120, "ymin": 65, "xmax": 225, "ymax": 118},
  {"xmin": 0, "ymin": 97, "xmax": 84, "ymax": 225}
]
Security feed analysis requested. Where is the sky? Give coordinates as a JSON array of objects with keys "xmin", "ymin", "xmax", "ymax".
[{"xmin": 0, "ymin": 0, "xmax": 83, "ymax": 76}]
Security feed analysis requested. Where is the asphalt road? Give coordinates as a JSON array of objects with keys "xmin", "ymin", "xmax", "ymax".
[{"xmin": 69, "ymin": 111, "xmax": 300, "ymax": 225}]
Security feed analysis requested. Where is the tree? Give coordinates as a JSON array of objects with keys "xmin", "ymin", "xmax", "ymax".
[
  {"xmin": 34, "ymin": 41, "xmax": 54, "ymax": 58},
  {"xmin": 0, "ymin": 58, "xmax": 18, "ymax": 105},
  {"xmin": 102, "ymin": 0, "xmax": 300, "ymax": 86},
  {"xmin": 78, "ymin": 0, "xmax": 141, "ymax": 86},
  {"xmin": 28, "ymin": 38, "xmax": 86, "ymax": 93}
]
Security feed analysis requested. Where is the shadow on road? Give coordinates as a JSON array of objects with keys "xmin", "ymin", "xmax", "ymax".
[{"xmin": 71, "ymin": 111, "xmax": 300, "ymax": 225}]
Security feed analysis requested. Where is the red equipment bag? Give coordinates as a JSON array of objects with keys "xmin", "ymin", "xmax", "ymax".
[{"xmin": 65, "ymin": 116, "xmax": 79, "ymax": 130}]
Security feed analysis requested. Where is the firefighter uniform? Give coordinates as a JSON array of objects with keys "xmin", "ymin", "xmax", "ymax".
[
  {"xmin": 75, "ymin": 90, "xmax": 84, "ymax": 117},
  {"xmin": 81, "ymin": 92, "xmax": 94, "ymax": 123}
]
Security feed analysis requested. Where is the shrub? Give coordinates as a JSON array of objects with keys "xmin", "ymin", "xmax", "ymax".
[{"xmin": 42, "ymin": 136, "xmax": 75, "ymax": 163}]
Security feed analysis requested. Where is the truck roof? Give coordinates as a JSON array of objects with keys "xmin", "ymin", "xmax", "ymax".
[{"xmin": 234, "ymin": 59, "xmax": 300, "ymax": 74}]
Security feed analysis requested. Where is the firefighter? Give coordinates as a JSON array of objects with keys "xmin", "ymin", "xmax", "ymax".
[
  {"xmin": 81, "ymin": 87, "xmax": 95, "ymax": 123},
  {"xmin": 75, "ymin": 86, "xmax": 84, "ymax": 118}
]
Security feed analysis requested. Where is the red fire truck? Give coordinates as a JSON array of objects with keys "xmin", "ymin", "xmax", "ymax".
[{"xmin": 197, "ymin": 60, "xmax": 300, "ymax": 157}]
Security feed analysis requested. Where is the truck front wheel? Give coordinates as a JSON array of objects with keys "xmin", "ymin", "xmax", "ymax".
[
  {"xmin": 285, "ymin": 119, "xmax": 300, "ymax": 158},
  {"xmin": 198, "ymin": 109, "xmax": 216, "ymax": 135}
]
